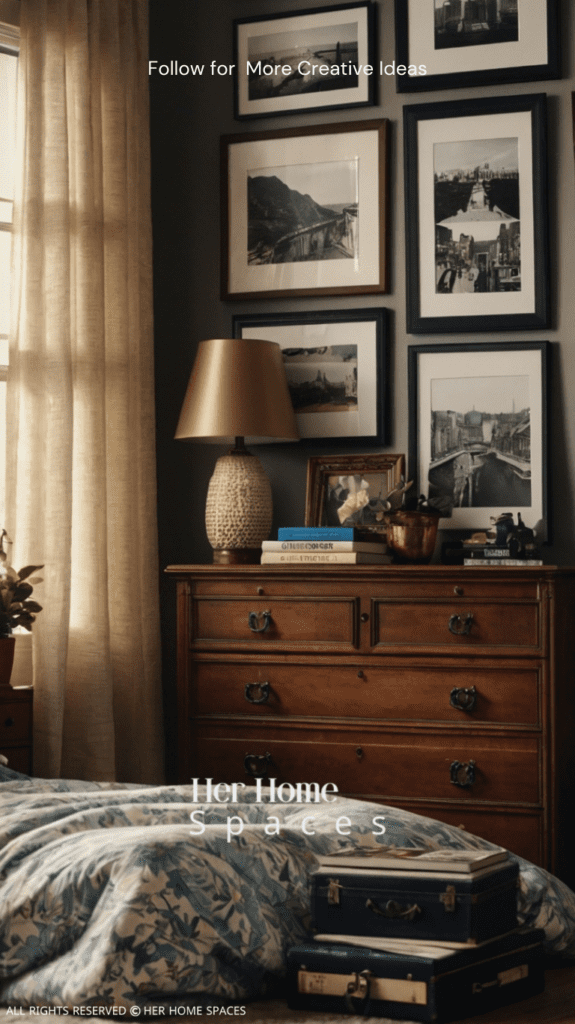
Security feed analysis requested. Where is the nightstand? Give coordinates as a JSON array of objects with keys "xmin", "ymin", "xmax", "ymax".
[{"xmin": 0, "ymin": 686, "xmax": 33, "ymax": 774}]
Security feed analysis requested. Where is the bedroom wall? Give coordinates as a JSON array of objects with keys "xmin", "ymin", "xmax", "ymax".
[{"xmin": 149, "ymin": 0, "xmax": 575, "ymax": 775}]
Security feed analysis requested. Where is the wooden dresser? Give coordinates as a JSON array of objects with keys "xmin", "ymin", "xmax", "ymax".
[
  {"xmin": 0, "ymin": 685, "xmax": 33, "ymax": 774},
  {"xmin": 166, "ymin": 564, "xmax": 575, "ymax": 889}
]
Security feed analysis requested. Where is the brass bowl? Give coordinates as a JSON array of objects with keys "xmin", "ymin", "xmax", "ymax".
[{"xmin": 386, "ymin": 510, "xmax": 440, "ymax": 564}]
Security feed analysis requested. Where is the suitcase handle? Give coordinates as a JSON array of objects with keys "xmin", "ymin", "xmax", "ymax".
[
  {"xmin": 345, "ymin": 970, "xmax": 372, "ymax": 1013},
  {"xmin": 366, "ymin": 898, "xmax": 421, "ymax": 921}
]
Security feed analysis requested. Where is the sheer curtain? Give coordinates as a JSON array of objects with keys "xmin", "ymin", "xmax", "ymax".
[{"xmin": 6, "ymin": 0, "xmax": 164, "ymax": 782}]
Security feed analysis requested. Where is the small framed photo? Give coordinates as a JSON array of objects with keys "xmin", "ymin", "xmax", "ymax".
[
  {"xmin": 221, "ymin": 120, "xmax": 389, "ymax": 301},
  {"xmin": 408, "ymin": 341, "xmax": 550, "ymax": 537},
  {"xmin": 233, "ymin": 309, "xmax": 388, "ymax": 445},
  {"xmin": 234, "ymin": 2, "xmax": 376, "ymax": 120},
  {"xmin": 305, "ymin": 453, "xmax": 405, "ymax": 535},
  {"xmin": 395, "ymin": 0, "xmax": 560, "ymax": 93},
  {"xmin": 404, "ymin": 93, "xmax": 549, "ymax": 334}
]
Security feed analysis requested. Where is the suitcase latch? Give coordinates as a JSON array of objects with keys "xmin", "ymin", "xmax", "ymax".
[
  {"xmin": 327, "ymin": 878, "xmax": 344, "ymax": 905},
  {"xmin": 345, "ymin": 970, "xmax": 372, "ymax": 1012},
  {"xmin": 440, "ymin": 884, "xmax": 457, "ymax": 912}
]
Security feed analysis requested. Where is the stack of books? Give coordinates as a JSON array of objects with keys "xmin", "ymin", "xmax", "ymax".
[
  {"xmin": 261, "ymin": 527, "xmax": 391, "ymax": 565},
  {"xmin": 462, "ymin": 544, "xmax": 542, "ymax": 567}
]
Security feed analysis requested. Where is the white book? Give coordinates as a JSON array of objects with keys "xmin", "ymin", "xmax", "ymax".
[
  {"xmin": 315, "ymin": 847, "xmax": 508, "ymax": 874},
  {"xmin": 464, "ymin": 559, "xmax": 543, "ymax": 566},
  {"xmin": 262, "ymin": 540, "xmax": 387, "ymax": 554},
  {"xmin": 260, "ymin": 551, "xmax": 392, "ymax": 565}
]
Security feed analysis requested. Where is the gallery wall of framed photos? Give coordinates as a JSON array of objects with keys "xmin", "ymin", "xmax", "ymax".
[{"xmin": 150, "ymin": 0, "xmax": 575, "ymax": 568}]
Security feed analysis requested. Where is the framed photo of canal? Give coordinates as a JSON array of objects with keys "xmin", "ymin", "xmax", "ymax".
[
  {"xmin": 221, "ymin": 120, "xmax": 389, "ymax": 300},
  {"xmin": 232, "ymin": 309, "xmax": 388, "ymax": 445},
  {"xmin": 408, "ymin": 342, "xmax": 550, "ymax": 538},
  {"xmin": 233, "ymin": 3, "xmax": 376, "ymax": 120},
  {"xmin": 394, "ymin": 0, "xmax": 560, "ymax": 94},
  {"xmin": 403, "ymin": 93, "xmax": 549, "ymax": 334}
]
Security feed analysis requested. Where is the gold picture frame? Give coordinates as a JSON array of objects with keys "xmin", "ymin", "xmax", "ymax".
[{"xmin": 305, "ymin": 453, "xmax": 405, "ymax": 536}]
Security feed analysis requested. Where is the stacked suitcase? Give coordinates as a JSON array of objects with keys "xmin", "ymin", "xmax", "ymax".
[{"xmin": 287, "ymin": 847, "xmax": 545, "ymax": 1021}]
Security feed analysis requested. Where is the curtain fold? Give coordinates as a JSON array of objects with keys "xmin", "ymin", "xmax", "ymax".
[{"xmin": 6, "ymin": 0, "xmax": 164, "ymax": 783}]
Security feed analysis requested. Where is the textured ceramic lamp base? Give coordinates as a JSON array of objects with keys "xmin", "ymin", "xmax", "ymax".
[{"xmin": 205, "ymin": 451, "xmax": 272, "ymax": 564}]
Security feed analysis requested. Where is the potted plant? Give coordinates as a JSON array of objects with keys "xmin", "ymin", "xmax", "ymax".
[{"xmin": 0, "ymin": 530, "xmax": 43, "ymax": 687}]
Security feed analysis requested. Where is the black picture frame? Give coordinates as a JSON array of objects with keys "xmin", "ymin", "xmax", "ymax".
[
  {"xmin": 234, "ymin": 2, "xmax": 376, "ymax": 120},
  {"xmin": 395, "ymin": 0, "xmax": 560, "ymax": 94},
  {"xmin": 222, "ymin": 120, "xmax": 389, "ymax": 301},
  {"xmin": 404, "ymin": 93, "xmax": 549, "ymax": 335},
  {"xmin": 233, "ymin": 309, "xmax": 389, "ymax": 446},
  {"xmin": 408, "ymin": 341, "xmax": 550, "ymax": 538}
]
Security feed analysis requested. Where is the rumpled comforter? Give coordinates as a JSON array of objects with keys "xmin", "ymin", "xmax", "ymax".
[{"xmin": 0, "ymin": 776, "xmax": 574, "ymax": 1008}]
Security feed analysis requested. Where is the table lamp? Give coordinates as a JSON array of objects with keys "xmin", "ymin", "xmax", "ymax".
[{"xmin": 175, "ymin": 338, "xmax": 299, "ymax": 563}]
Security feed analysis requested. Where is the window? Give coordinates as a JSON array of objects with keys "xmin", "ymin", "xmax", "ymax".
[{"xmin": 0, "ymin": 4, "xmax": 19, "ymax": 524}]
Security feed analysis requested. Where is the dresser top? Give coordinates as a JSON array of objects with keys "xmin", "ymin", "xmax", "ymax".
[{"xmin": 165, "ymin": 563, "xmax": 574, "ymax": 580}]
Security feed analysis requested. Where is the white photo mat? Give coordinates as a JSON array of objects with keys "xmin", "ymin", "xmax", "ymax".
[
  {"xmin": 418, "ymin": 110, "xmax": 535, "ymax": 321},
  {"xmin": 235, "ymin": 6, "xmax": 372, "ymax": 118}
]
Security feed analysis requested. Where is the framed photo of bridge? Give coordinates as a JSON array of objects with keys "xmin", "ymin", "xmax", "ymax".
[
  {"xmin": 408, "ymin": 341, "xmax": 550, "ymax": 538},
  {"xmin": 221, "ymin": 120, "xmax": 389, "ymax": 300},
  {"xmin": 234, "ymin": 2, "xmax": 376, "ymax": 120},
  {"xmin": 395, "ymin": 0, "xmax": 559, "ymax": 93},
  {"xmin": 233, "ymin": 308, "xmax": 389, "ymax": 444},
  {"xmin": 403, "ymin": 93, "xmax": 549, "ymax": 334}
]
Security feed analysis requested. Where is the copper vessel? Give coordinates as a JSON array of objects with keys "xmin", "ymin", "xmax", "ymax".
[{"xmin": 386, "ymin": 510, "xmax": 440, "ymax": 564}]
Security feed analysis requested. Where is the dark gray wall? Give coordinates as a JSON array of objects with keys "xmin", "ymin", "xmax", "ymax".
[{"xmin": 150, "ymin": 0, "xmax": 575, "ymax": 775}]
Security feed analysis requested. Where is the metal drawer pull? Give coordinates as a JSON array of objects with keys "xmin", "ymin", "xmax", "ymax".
[
  {"xmin": 450, "ymin": 685, "xmax": 477, "ymax": 712},
  {"xmin": 244, "ymin": 681, "xmax": 270, "ymax": 704},
  {"xmin": 244, "ymin": 752, "xmax": 272, "ymax": 778},
  {"xmin": 366, "ymin": 898, "xmax": 421, "ymax": 921},
  {"xmin": 448, "ymin": 612, "xmax": 473, "ymax": 636},
  {"xmin": 248, "ymin": 610, "xmax": 272, "ymax": 633},
  {"xmin": 450, "ymin": 759, "xmax": 476, "ymax": 788}
]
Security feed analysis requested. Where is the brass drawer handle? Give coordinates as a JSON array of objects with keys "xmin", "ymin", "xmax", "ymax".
[
  {"xmin": 450, "ymin": 759, "xmax": 476, "ymax": 788},
  {"xmin": 448, "ymin": 612, "xmax": 473, "ymax": 636},
  {"xmin": 450, "ymin": 685, "xmax": 477, "ymax": 712},
  {"xmin": 244, "ymin": 681, "xmax": 270, "ymax": 705},
  {"xmin": 248, "ymin": 610, "xmax": 272, "ymax": 633},
  {"xmin": 244, "ymin": 752, "xmax": 272, "ymax": 778},
  {"xmin": 366, "ymin": 898, "xmax": 421, "ymax": 921}
]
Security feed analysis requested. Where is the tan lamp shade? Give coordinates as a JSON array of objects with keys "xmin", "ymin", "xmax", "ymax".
[
  {"xmin": 175, "ymin": 338, "xmax": 299, "ymax": 443},
  {"xmin": 175, "ymin": 339, "xmax": 299, "ymax": 562}
]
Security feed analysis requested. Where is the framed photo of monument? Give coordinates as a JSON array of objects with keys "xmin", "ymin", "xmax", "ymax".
[
  {"xmin": 395, "ymin": 0, "xmax": 560, "ymax": 93},
  {"xmin": 408, "ymin": 341, "xmax": 549, "ymax": 537},
  {"xmin": 403, "ymin": 93, "xmax": 549, "ymax": 334}
]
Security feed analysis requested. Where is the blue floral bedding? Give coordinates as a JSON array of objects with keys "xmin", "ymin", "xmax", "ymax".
[{"xmin": 0, "ymin": 773, "xmax": 574, "ymax": 1008}]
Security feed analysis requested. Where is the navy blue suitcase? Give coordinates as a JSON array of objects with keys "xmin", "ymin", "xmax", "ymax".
[
  {"xmin": 311, "ymin": 859, "xmax": 519, "ymax": 944},
  {"xmin": 287, "ymin": 930, "xmax": 545, "ymax": 1021}
]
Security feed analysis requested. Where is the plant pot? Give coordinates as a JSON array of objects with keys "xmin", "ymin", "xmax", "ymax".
[
  {"xmin": 386, "ymin": 510, "xmax": 440, "ymax": 564},
  {"xmin": 0, "ymin": 636, "xmax": 16, "ymax": 687}
]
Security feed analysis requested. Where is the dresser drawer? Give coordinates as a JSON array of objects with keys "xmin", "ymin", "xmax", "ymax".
[
  {"xmin": 191, "ymin": 596, "xmax": 359, "ymax": 650},
  {"xmin": 372, "ymin": 598, "xmax": 542, "ymax": 653},
  {"xmin": 192, "ymin": 724, "xmax": 541, "ymax": 807},
  {"xmin": 395, "ymin": 803, "xmax": 544, "ymax": 867},
  {"xmin": 0, "ymin": 700, "xmax": 32, "ymax": 745},
  {"xmin": 193, "ymin": 658, "xmax": 541, "ymax": 727}
]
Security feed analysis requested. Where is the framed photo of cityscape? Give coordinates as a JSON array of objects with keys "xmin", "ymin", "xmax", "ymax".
[
  {"xmin": 305, "ymin": 453, "xmax": 405, "ymax": 535},
  {"xmin": 395, "ymin": 0, "xmax": 559, "ymax": 93},
  {"xmin": 404, "ymin": 93, "xmax": 549, "ymax": 334},
  {"xmin": 233, "ymin": 308, "xmax": 388, "ymax": 445},
  {"xmin": 234, "ymin": 2, "xmax": 376, "ymax": 119},
  {"xmin": 408, "ymin": 341, "xmax": 550, "ymax": 537},
  {"xmin": 221, "ymin": 120, "xmax": 389, "ymax": 300}
]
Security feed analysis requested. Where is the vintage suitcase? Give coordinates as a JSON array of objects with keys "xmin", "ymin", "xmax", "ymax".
[
  {"xmin": 286, "ymin": 930, "xmax": 545, "ymax": 1022},
  {"xmin": 312, "ymin": 853, "xmax": 519, "ymax": 943}
]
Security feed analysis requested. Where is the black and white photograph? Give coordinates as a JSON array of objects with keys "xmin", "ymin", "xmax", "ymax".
[
  {"xmin": 434, "ymin": 0, "xmax": 518, "ymax": 51},
  {"xmin": 233, "ymin": 308, "xmax": 388, "ymax": 444},
  {"xmin": 403, "ymin": 94, "xmax": 549, "ymax": 332},
  {"xmin": 222, "ymin": 121, "xmax": 389, "ymax": 300},
  {"xmin": 395, "ymin": 0, "xmax": 559, "ymax": 92},
  {"xmin": 434, "ymin": 137, "xmax": 521, "ymax": 295},
  {"xmin": 247, "ymin": 159, "xmax": 358, "ymax": 266},
  {"xmin": 234, "ymin": 3, "xmax": 375, "ymax": 118},
  {"xmin": 408, "ymin": 342, "xmax": 549, "ymax": 535}
]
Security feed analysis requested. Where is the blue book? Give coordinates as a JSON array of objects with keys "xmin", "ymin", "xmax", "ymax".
[{"xmin": 278, "ymin": 527, "xmax": 361, "ymax": 541}]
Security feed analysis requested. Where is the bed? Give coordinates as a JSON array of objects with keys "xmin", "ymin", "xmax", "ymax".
[{"xmin": 1, "ymin": 764, "xmax": 575, "ymax": 1011}]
